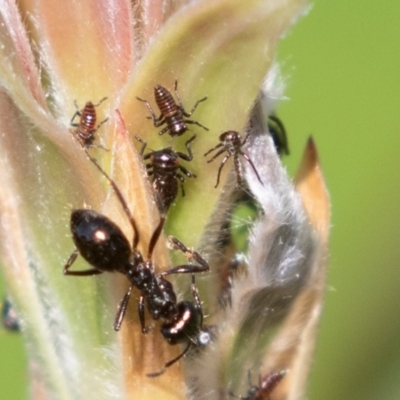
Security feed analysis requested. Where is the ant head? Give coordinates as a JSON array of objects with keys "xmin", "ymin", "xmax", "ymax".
[{"xmin": 161, "ymin": 301, "xmax": 206, "ymax": 345}]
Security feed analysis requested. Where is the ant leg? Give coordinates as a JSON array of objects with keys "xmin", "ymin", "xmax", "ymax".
[
  {"xmin": 176, "ymin": 134, "xmax": 196, "ymax": 161},
  {"xmin": 190, "ymin": 274, "xmax": 203, "ymax": 325},
  {"xmin": 135, "ymin": 135, "xmax": 147, "ymax": 155},
  {"xmin": 160, "ymin": 262, "xmax": 209, "ymax": 277},
  {"xmin": 146, "ymin": 341, "xmax": 191, "ymax": 378},
  {"xmin": 114, "ymin": 285, "xmax": 133, "ymax": 331},
  {"xmin": 168, "ymin": 237, "xmax": 208, "ymax": 267},
  {"xmin": 168, "ymin": 237, "xmax": 209, "ymax": 269},
  {"xmin": 64, "ymin": 249, "xmax": 77, "ymax": 270},
  {"xmin": 184, "ymin": 119, "xmax": 209, "ymax": 132},
  {"xmin": 138, "ymin": 294, "xmax": 149, "ymax": 334},
  {"xmin": 190, "ymin": 274, "xmax": 200, "ymax": 306},
  {"xmin": 147, "ymin": 216, "xmax": 166, "ymax": 259},
  {"xmin": 214, "ymin": 154, "xmax": 230, "ymax": 188},
  {"xmin": 160, "ymin": 237, "xmax": 209, "ymax": 276},
  {"xmin": 63, "ymin": 249, "xmax": 103, "ymax": 276},
  {"xmin": 240, "ymin": 151, "xmax": 263, "ymax": 185}
]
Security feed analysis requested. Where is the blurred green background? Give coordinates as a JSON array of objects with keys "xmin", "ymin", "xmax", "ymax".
[
  {"xmin": 1, "ymin": 1, "xmax": 400, "ymax": 399},
  {"xmin": 278, "ymin": 1, "xmax": 400, "ymax": 399}
]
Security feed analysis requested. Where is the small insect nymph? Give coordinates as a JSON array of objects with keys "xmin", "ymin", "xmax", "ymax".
[
  {"xmin": 267, "ymin": 114, "xmax": 289, "ymax": 156},
  {"xmin": 70, "ymin": 98, "xmax": 108, "ymax": 148},
  {"xmin": 136, "ymin": 135, "xmax": 197, "ymax": 213},
  {"xmin": 230, "ymin": 370, "xmax": 287, "ymax": 400},
  {"xmin": 204, "ymin": 131, "xmax": 263, "ymax": 188},
  {"xmin": 63, "ymin": 153, "xmax": 210, "ymax": 376},
  {"xmin": 136, "ymin": 80, "xmax": 208, "ymax": 137}
]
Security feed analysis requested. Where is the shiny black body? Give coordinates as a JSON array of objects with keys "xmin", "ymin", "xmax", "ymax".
[
  {"xmin": 1, "ymin": 298, "xmax": 20, "ymax": 332},
  {"xmin": 64, "ymin": 153, "xmax": 209, "ymax": 376},
  {"xmin": 267, "ymin": 114, "xmax": 289, "ymax": 156},
  {"xmin": 136, "ymin": 80, "xmax": 208, "ymax": 137},
  {"xmin": 70, "ymin": 98, "xmax": 108, "ymax": 148},
  {"xmin": 231, "ymin": 370, "xmax": 287, "ymax": 400},
  {"xmin": 204, "ymin": 131, "xmax": 263, "ymax": 188},
  {"xmin": 137, "ymin": 135, "xmax": 196, "ymax": 212}
]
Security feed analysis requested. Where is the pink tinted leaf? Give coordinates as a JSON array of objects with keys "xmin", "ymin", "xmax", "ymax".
[
  {"xmin": 34, "ymin": 0, "xmax": 135, "ymax": 112},
  {"xmin": 0, "ymin": 0, "xmax": 46, "ymax": 110}
]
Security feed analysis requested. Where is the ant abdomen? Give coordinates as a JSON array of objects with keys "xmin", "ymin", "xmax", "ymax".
[{"xmin": 70, "ymin": 209, "xmax": 131, "ymax": 273}]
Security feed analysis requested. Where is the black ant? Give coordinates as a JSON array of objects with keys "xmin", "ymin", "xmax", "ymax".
[
  {"xmin": 204, "ymin": 131, "xmax": 263, "ymax": 188},
  {"xmin": 267, "ymin": 114, "xmax": 289, "ymax": 156},
  {"xmin": 136, "ymin": 81, "xmax": 208, "ymax": 137},
  {"xmin": 136, "ymin": 135, "xmax": 197, "ymax": 213},
  {"xmin": 230, "ymin": 370, "xmax": 287, "ymax": 400},
  {"xmin": 1, "ymin": 298, "xmax": 20, "ymax": 332},
  {"xmin": 70, "ymin": 98, "xmax": 108, "ymax": 148},
  {"xmin": 63, "ymin": 152, "xmax": 210, "ymax": 376}
]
